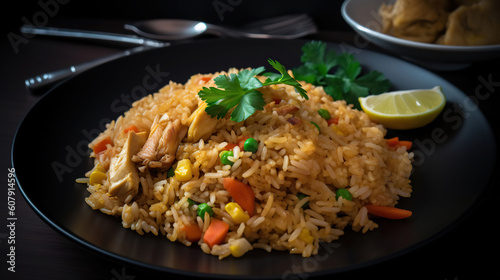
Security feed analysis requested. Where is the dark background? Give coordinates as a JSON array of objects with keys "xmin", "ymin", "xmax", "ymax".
[
  {"xmin": 1, "ymin": 1, "xmax": 499, "ymax": 280},
  {"xmin": 2, "ymin": 0, "xmax": 350, "ymax": 35}
]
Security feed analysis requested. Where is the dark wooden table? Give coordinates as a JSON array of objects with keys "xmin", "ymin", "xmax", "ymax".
[{"xmin": 1, "ymin": 19, "xmax": 499, "ymax": 280}]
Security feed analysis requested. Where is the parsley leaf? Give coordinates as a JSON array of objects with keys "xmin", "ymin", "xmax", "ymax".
[
  {"xmin": 198, "ymin": 60, "xmax": 307, "ymax": 122},
  {"xmin": 355, "ymin": 70, "xmax": 391, "ymax": 94},
  {"xmin": 265, "ymin": 59, "xmax": 308, "ymax": 100},
  {"xmin": 292, "ymin": 41, "xmax": 391, "ymax": 109},
  {"xmin": 231, "ymin": 89, "xmax": 266, "ymax": 122},
  {"xmin": 234, "ymin": 67, "xmax": 266, "ymax": 89}
]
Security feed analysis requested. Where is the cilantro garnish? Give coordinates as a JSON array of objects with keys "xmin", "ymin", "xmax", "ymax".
[
  {"xmin": 292, "ymin": 41, "xmax": 391, "ymax": 109},
  {"xmin": 198, "ymin": 59, "xmax": 307, "ymax": 122}
]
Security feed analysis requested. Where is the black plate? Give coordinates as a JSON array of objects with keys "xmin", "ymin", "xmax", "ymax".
[{"xmin": 12, "ymin": 39, "xmax": 496, "ymax": 278}]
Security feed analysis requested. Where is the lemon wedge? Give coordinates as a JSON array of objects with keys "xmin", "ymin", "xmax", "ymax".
[{"xmin": 359, "ymin": 86, "xmax": 446, "ymax": 130}]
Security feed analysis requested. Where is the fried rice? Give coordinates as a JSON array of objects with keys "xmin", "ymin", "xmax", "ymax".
[{"xmin": 81, "ymin": 68, "xmax": 413, "ymax": 259}]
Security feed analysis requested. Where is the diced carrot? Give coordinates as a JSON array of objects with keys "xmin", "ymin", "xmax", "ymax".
[
  {"xmin": 396, "ymin": 140, "xmax": 412, "ymax": 151},
  {"xmin": 93, "ymin": 137, "xmax": 112, "ymax": 155},
  {"xmin": 386, "ymin": 137, "xmax": 412, "ymax": 151},
  {"xmin": 222, "ymin": 136, "xmax": 249, "ymax": 151},
  {"xmin": 237, "ymin": 136, "xmax": 249, "ymax": 150},
  {"xmin": 365, "ymin": 204, "xmax": 412, "ymax": 219},
  {"xmin": 223, "ymin": 143, "xmax": 238, "ymax": 151},
  {"xmin": 327, "ymin": 117, "xmax": 339, "ymax": 126},
  {"xmin": 123, "ymin": 125, "xmax": 140, "ymax": 134},
  {"xmin": 203, "ymin": 219, "xmax": 229, "ymax": 248},
  {"xmin": 386, "ymin": 137, "xmax": 399, "ymax": 146},
  {"xmin": 222, "ymin": 178, "xmax": 255, "ymax": 216},
  {"xmin": 200, "ymin": 76, "xmax": 212, "ymax": 83},
  {"xmin": 180, "ymin": 223, "xmax": 202, "ymax": 242}
]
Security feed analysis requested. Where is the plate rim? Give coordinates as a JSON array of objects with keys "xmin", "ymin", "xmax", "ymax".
[{"xmin": 11, "ymin": 37, "xmax": 498, "ymax": 278}]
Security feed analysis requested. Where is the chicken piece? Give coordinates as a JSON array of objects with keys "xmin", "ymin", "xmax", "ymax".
[
  {"xmin": 287, "ymin": 117, "xmax": 303, "ymax": 126},
  {"xmin": 157, "ymin": 119, "xmax": 187, "ymax": 166},
  {"xmin": 379, "ymin": 0, "xmax": 451, "ymax": 43},
  {"xmin": 134, "ymin": 114, "xmax": 166, "ymax": 163},
  {"xmin": 437, "ymin": 0, "xmax": 500, "ymax": 45},
  {"xmin": 108, "ymin": 131, "xmax": 147, "ymax": 203},
  {"xmin": 134, "ymin": 114, "xmax": 187, "ymax": 169},
  {"xmin": 186, "ymin": 101, "xmax": 218, "ymax": 142},
  {"xmin": 273, "ymin": 104, "xmax": 299, "ymax": 116}
]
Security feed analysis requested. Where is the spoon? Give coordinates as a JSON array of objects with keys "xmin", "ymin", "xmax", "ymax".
[
  {"xmin": 125, "ymin": 19, "xmax": 209, "ymax": 40},
  {"xmin": 124, "ymin": 15, "xmax": 317, "ymax": 40}
]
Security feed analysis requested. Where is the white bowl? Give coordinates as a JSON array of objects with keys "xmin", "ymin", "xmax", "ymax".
[{"xmin": 341, "ymin": 0, "xmax": 500, "ymax": 70}]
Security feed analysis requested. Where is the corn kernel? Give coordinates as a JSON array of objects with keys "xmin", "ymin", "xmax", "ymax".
[
  {"xmin": 331, "ymin": 125, "xmax": 344, "ymax": 136},
  {"xmin": 175, "ymin": 159, "xmax": 193, "ymax": 182},
  {"xmin": 299, "ymin": 228, "xmax": 314, "ymax": 244},
  {"xmin": 95, "ymin": 163, "xmax": 106, "ymax": 173},
  {"xmin": 89, "ymin": 170, "xmax": 107, "ymax": 185},
  {"xmin": 225, "ymin": 202, "xmax": 250, "ymax": 224},
  {"xmin": 230, "ymin": 238, "xmax": 253, "ymax": 257}
]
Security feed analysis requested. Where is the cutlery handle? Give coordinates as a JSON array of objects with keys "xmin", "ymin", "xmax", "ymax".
[
  {"xmin": 24, "ymin": 46, "xmax": 155, "ymax": 93},
  {"xmin": 25, "ymin": 58, "xmax": 104, "ymax": 92},
  {"xmin": 20, "ymin": 25, "xmax": 168, "ymax": 47}
]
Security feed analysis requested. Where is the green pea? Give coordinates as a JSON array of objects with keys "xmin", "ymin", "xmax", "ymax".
[
  {"xmin": 166, "ymin": 168, "xmax": 175, "ymax": 178},
  {"xmin": 219, "ymin": 150, "xmax": 234, "ymax": 166},
  {"xmin": 310, "ymin": 121, "xmax": 320, "ymax": 132},
  {"xmin": 243, "ymin": 138, "xmax": 259, "ymax": 153},
  {"xmin": 317, "ymin": 109, "xmax": 331, "ymax": 120},
  {"xmin": 297, "ymin": 193, "xmax": 310, "ymax": 209},
  {"xmin": 336, "ymin": 189, "xmax": 352, "ymax": 201},
  {"xmin": 187, "ymin": 198, "xmax": 196, "ymax": 207},
  {"xmin": 197, "ymin": 203, "xmax": 214, "ymax": 217}
]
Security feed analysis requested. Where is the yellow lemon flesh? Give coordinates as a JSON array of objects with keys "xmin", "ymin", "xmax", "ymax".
[{"xmin": 359, "ymin": 86, "xmax": 446, "ymax": 130}]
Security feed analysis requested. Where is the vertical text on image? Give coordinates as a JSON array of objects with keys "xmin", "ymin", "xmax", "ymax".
[{"xmin": 7, "ymin": 167, "xmax": 17, "ymax": 273}]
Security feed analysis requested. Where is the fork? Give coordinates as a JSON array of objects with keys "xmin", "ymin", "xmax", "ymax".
[{"xmin": 229, "ymin": 14, "xmax": 318, "ymax": 39}]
